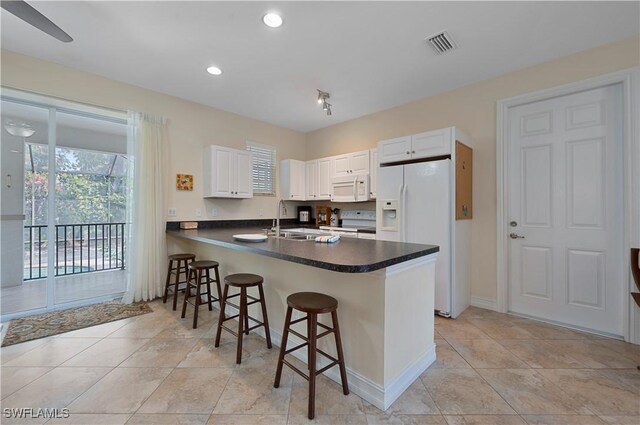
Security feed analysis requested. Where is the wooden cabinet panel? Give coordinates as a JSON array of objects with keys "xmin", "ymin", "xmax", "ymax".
[
  {"xmin": 412, "ymin": 129, "xmax": 451, "ymax": 159},
  {"xmin": 455, "ymin": 141, "xmax": 472, "ymax": 220}
]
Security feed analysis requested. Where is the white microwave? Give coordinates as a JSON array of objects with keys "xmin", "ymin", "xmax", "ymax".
[{"xmin": 331, "ymin": 174, "xmax": 370, "ymax": 203}]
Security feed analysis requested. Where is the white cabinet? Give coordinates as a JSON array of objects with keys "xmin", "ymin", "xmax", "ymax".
[
  {"xmin": 305, "ymin": 160, "xmax": 318, "ymax": 200},
  {"xmin": 317, "ymin": 157, "xmax": 332, "ymax": 200},
  {"xmin": 378, "ymin": 136, "xmax": 411, "ymax": 164},
  {"xmin": 281, "ymin": 159, "xmax": 306, "ymax": 200},
  {"xmin": 332, "ymin": 150, "xmax": 370, "ymax": 177},
  {"xmin": 369, "ymin": 148, "xmax": 378, "ymax": 199},
  {"xmin": 203, "ymin": 145, "xmax": 253, "ymax": 199},
  {"xmin": 379, "ymin": 128, "xmax": 452, "ymax": 165}
]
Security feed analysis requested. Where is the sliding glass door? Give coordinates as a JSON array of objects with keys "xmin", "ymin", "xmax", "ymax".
[{"xmin": 1, "ymin": 93, "xmax": 129, "ymax": 320}]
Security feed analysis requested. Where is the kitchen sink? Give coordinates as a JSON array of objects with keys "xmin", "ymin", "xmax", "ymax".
[{"xmin": 279, "ymin": 232, "xmax": 317, "ymax": 241}]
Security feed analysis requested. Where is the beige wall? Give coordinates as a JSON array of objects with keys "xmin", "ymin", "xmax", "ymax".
[
  {"xmin": 2, "ymin": 36, "xmax": 638, "ymax": 303},
  {"xmin": 0, "ymin": 50, "xmax": 307, "ymax": 222},
  {"xmin": 305, "ymin": 36, "xmax": 640, "ymax": 302}
]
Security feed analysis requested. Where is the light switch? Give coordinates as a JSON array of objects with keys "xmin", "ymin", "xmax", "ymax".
[{"xmin": 168, "ymin": 208, "xmax": 176, "ymax": 217}]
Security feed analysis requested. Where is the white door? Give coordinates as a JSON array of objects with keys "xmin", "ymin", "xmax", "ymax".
[
  {"xmin": 349, "ymin": 150, "xmax": 370, "ymax": 174},
  {"xmin": 213, "ymin": 147, "xmax": 233, "ymax": 197},
  {"xmin": 317, "ymin": 158, "xmax": 332, "ymax": 199},
  {"xmin": 411, "ymin": 129, "xmax": 451, "ymax": 159},
  {"xmin": 235, "ymin": 151, "xmax": 253, "ymax": 198},
  {"xmin": 306, "ymin": 160, "xmax": 318, "ymax": 199},
  {"xmin": 405, "ymin": 161, "xmax": 452, "ymax": 316},
  {"xmin": 378, "ymin": 136, "xmax": 411, "ymax": 164},
  {"xmin": 333, "ymin": 154, "xmax": 350, "ymax": 177},
  {"xmin": 370, "ymin": 149, "xmax": 378, "ymax": 199},
  {"xmin": 507, "ymin": 84, "xmax": 623, "ymax": 335}
]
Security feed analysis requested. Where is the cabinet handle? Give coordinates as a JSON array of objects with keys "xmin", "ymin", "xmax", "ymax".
[
  {"xmin": 412, "ymin": 150, "xmax": 415, "ymax": 154},
  {"xmin": 406, "ymin": 151, "xmax": 410, "ymax": 155}
]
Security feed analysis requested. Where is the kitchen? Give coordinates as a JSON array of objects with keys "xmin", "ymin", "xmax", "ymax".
[{"xmin": 2, "ymin": 4, "xmax": 638, "ymax": 423}]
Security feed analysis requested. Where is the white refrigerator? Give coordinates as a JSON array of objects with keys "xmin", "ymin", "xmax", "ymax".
[{"xmin": 376, "ymin": 159, "xmax": 469, "ymax": 318}]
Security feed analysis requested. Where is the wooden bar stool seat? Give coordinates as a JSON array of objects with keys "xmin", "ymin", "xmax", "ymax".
[
  {"xmin": 180, "ymin": 260, "xmax": 222, "ymax": 329},
  {"xmin": 274, "ymin": 291, "xmax": 349, "ymax": 420},
  {"xmin": 215, "ymin": 273, "xmax": 272, "ymax": 364},
  {"xmin": 163, "ymin": 253, "xmax": 196, "ymax": 311}
]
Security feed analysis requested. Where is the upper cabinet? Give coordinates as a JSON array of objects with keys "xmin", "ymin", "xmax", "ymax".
[
  {"xmin": 281, "ymin": 159, "xmax": 306, "ymax": 200},
  {"xmin": 317, "ymin": 157, "xmax": 332, "ymax": 200},
  {"xmin": 305, "ymin": 160, "xmax": 318, "ymax": 200},
  {"xmin": 378, "ymin": 128, "xmax": 451, "ymax": 165},
  {"xmin": 370, "ymin": 148, "xmax": 378, "ymax": 199},
  {"xmin": 332, "ymin": 150, "xmax": 370, "ymax": 177},
  {"xmin": 203, "ymin": 145, "xmax": 253, "ymax": 199}
]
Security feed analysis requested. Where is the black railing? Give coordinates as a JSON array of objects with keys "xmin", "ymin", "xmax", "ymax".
[{"xmin": 23, "ymin": 223, "xmax": 126, "ymax": 281}]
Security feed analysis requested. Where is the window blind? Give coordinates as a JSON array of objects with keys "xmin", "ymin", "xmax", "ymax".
[{"xmin": 246, "ymin": 142, "xmax": 276, "ymax": 196}]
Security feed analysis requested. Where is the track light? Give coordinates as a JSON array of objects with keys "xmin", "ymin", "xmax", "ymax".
[{"xmin": 316, "ymin": 90, "xmax": 332, "ymax": 116}]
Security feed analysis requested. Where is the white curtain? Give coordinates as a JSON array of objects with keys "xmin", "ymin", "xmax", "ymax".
[{"xmin": 123, "ymin": 112, "xmax": 168, "ymax": 303}]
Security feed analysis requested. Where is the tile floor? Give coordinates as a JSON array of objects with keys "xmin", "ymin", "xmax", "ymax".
[{"xmin": 0, "ymin": 302, "xmax": 638, "ymax": 425}]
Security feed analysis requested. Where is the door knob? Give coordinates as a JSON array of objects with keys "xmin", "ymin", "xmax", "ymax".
[{"xmin": 509, "ymin": 233, "xmax": 525, "ymax": 239}]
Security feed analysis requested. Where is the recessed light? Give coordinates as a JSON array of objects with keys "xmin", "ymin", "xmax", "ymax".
[
  {"xmin": 263, "ymin": 13, "xmax": 283, "ymax": 28},
  {"xmin": 206, "ymin": 66, "xmax": 223, "ymax": 76}
]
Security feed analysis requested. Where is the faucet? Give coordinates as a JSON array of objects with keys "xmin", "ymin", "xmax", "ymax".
[{"xmin": 275, "ymin": 199, "xmax": 286, "ymax": 237}]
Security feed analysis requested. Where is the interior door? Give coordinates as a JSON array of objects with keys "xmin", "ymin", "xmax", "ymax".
[{"xmin": 507, "ymin": 84, "xmax": 623, "ymax": 335}]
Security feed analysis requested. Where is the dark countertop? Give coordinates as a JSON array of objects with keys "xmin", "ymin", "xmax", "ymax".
[{"xmin": 167, "ymin": 227, "xmax": 438, "ymax": 273}]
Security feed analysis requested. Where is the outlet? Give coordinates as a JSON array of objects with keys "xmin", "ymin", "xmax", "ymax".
[
  {"xmin": 168, "ymin": 208, "xmax": 176, "ymax": 217},
  {"xmin": 195, "ymin": 208, "xmax": 202, "ymax": 218},
  {"xmin": 211, "ymin": 208, "xmax": 220, "ymax": 218}
]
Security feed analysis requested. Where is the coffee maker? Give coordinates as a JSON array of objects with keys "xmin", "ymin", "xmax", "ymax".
[{"xmin": 297, "ymin": 206, "xmax": 313, "ymax": 224}]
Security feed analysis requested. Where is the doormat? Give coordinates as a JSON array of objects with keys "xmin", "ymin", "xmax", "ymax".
[{"xmin": 1, "ymin": 301, "xmax": 152, "ymax": 347}]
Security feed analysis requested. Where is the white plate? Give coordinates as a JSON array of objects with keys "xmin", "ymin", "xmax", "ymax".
[{"xmin": 233, "ymin": 234, "xmax": 268, "ymax": 242}]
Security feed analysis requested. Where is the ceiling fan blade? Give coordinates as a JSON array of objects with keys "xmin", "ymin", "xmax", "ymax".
[{"xmin": 1, "ymin": 0, "xmax": 72, "ymax": 42}]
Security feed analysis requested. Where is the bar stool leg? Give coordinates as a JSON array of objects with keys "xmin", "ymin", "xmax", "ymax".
[
  {"xmin": 214, "ymin": 284, "xmax": 229, "ymax": 347},
  {"xmin": 274, "ymin": 306, "xmax": 293, "ymax": 388},
  {"xmin": 205, "ymin": 268, "xmax": 213, "ymax": 311},
  {"xmin": 308, "ymin": 312, "xmax": 318, "ymax": 420},
  {"xmin": 244, "ymin": 292, "xmax": 250, "ymax": 336},
  {"xmin": 236, "ymin": 287, "xmax": 247, "ymax": 364},
  {"xmin": 172, "ymin": 259, "xmax": 183, "ymax": 311},
  {"xmin": 213, "ymin": 266, "xmax": 222, "ymax": 309},
  {"xmin": 258, "ymin": 284, "xmax": 272, "ymax": 348},
  {"xmin": 193, "ymin": 269, "xmax": 203, "ymax": 329},
  {"xmin": 181, "ymin": 269, "xmax": 193, "ymax": 319},
  {"xmin": 331, "ymin": 310, "xmax": 350, "ymax": 395},
  {"xmin": 163, "ymin": 259, "xmax": 173, "ymax": 304}
]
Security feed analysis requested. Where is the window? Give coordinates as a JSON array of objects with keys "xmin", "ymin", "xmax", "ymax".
[{"xmin": 246, "ymin": 142, "xmax": 276, "ymax": 196}]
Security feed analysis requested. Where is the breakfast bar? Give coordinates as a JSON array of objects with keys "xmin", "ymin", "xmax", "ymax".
[{"xmin": 167, "ymin": 227, "xmax": 439, "ymax": 410}]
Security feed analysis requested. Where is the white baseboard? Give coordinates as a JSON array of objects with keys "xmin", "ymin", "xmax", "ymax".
[{"xmin": 470, "ymin": 296, "xmax": 498, "ymax": 312}]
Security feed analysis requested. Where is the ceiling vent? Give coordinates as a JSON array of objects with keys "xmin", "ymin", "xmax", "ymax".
[{"xmin": 426, "ymin": 31, "xmax": 457, "ymax": 55}]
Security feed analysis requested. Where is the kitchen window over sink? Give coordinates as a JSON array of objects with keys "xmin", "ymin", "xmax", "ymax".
[{"xmin": 246, "ymin": 142, "xmax": 276, "ymax": 196}]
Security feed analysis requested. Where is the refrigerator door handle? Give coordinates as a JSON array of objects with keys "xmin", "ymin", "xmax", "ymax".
[{"xmin": 401, "ymin": 183, "xmax": 408, "ymax": 242}]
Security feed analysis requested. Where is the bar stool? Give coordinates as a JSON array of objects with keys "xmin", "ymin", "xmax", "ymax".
[
  {"xmin": 274, "ymin": 292, "xmax": 349, "ymax": 420},
  {"xmin": 163, "ymin": 253, "xmax": 196, "ymax": 311},
  {"xmin": 215, "ymin": 273, "xmax": 272, "ymax": 364},
  {"xmin": 180, "ymin": 260, "xmax": 222, "ymax": 329}
]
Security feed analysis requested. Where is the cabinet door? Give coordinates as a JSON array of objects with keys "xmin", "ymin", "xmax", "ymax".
[
  {"xmin": 305, "ymin": 160, "xmax": 318, "ymax": 200},
  {"xmin": 287, "ymin": 160, "xmax": 306, "ymax": 200},
  {"xmin": 333, "ymin": 154, "xmax": 350, "ymax": 177},
  {"xmin": 212, "ymin": 147, "xmax": 233, "ymax": 197},
  {"xmin": 411, "ymin": 128, "xmax": 451, "ymax": 159},
  {"xmin": 235, "ymin": 150, "xmax": 253, "ymax": 198},
  {"xmin": 369, "ymin": 148, "xmax": 378, "ymax": 199},
  {"xmin": 317, "ymin": 157, "xmax": 332, "ymax": 200},
  {"xmin": 349, "ymin": 150, "xmax": 370, "ymax": 174},
  {"xmin": 378, "ymin": 136, "xmax": 411, "ymax": 164}
]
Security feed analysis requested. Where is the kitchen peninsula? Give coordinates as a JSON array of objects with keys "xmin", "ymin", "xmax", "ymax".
[{"xmin": 167, "ymin": 226, "xmax": 439, "ymax": 410}]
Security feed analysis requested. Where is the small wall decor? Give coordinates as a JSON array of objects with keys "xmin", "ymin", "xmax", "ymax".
[{"xmin": 176, "ymin": 174, "xmax": 193, "ymax": 191}]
